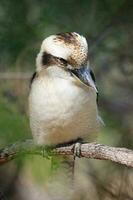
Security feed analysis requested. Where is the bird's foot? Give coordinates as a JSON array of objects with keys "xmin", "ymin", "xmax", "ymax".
[{"xmin": 74, "ymin": 142, "xmax": 82, "ymax": 159}]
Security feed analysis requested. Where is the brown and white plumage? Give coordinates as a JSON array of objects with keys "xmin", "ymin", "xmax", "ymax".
[{"xmin": 29, "ymin": 32, "xmax": 101, "ymax": 146}]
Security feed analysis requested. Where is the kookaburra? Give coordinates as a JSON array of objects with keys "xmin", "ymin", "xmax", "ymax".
[{"xmin": 29, "ymin": 32, "xmax": 101, "ymax": 146}]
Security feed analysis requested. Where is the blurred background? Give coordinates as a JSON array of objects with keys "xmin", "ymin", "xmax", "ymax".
[{"xmin": 0, "ymin": 0, "xmax": 133, "ymax": 199}]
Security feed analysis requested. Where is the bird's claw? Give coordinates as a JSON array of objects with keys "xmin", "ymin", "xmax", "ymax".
[{"xmin": 74, "ymin": 142, "xmax": 81, "ymax": 159}]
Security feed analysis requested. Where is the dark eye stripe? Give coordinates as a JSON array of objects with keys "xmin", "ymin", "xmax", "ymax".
[{"xmin": 42, "ymin": 52, "xmax": 52, "ymax": 66}]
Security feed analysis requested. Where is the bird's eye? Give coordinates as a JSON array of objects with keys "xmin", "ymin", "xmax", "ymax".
[{"xmin": 59, "ymin": 58, "xmax": 68, "ymax": 66}]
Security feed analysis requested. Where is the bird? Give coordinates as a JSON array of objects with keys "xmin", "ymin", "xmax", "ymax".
[
  {"xmin": 29, "ymin": 32, "xmax": 103, "ymax": 199},
  {"xmin": 29, "ymin": 32, "xmax": 101, "ymax": 147}
]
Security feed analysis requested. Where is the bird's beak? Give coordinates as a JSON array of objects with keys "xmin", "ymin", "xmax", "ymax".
[{"xmin": 71, "ymin": 66, "xmax": 98, "ymax": 92}]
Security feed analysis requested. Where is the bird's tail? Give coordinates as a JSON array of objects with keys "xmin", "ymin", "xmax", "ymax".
[{"xmin": 46, "ymin": 155, "xmax": 75, "ymax": 200}]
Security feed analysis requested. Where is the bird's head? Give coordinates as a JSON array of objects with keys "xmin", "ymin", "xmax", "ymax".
[
  {"xmin": 36, "ymin": 32, "xmax": 88, "ymax": 70},
  {"xmin": 36, "ymin": 32, "xmax": 97, "ymax": 92}
]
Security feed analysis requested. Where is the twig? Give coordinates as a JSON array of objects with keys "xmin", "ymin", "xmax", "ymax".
[
  {"xmin": 0, "ymin": 72, "xmax": 32, "ymax": 80},
  {"xmin": 0, "ymin": 140, "xmax": 133, "ymax": 167}
]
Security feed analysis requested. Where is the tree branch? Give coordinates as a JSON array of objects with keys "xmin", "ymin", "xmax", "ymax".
[{"xmin": 0, "ymin": 140, "xmax": 133, "ymax": 167}]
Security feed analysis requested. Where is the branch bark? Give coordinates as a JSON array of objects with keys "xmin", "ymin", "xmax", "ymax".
[
  {"xmin": 0, "ymin": 72, "xmax": 32, "ymax": 79},
  {"xmin": 0, "ymin": 140, "xmax": 133, "ymax": 167}
]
